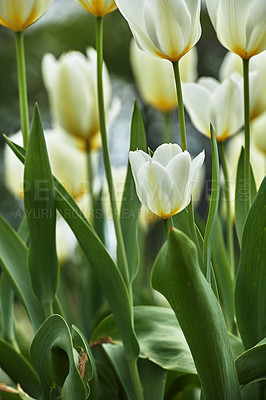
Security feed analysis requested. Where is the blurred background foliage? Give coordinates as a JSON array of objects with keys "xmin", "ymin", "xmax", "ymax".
[{"xmin": 0, "ymin": 1, "xmax": 226, "ymax": 226}]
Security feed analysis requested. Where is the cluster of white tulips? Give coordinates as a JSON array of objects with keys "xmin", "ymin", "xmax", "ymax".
[{"xmin": 0, "ymin": 0, "xmax": 266, "ymax": 399}]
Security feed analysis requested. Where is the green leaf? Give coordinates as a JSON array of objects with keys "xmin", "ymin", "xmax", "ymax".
[
  {"xmin": 30, "ymin": 314, "xmax": 87, "ymax": 400},
  {"xmin": 120, "ymin": 100, "xmax": 147, "ymax": 281},
  {"xmin": 203, "ymin": 124, "xmax": 220, "ymax": 282},
  {"xmin": 235, "ymin": 338, "xmax": 266, "ymax": 386},
  {"xmin": 4, "ymin": 136, "xmax": 139, "ymax": 363},
  {"xmin": 0, "ymin": 384, "xmax": 36, "ymax": 400},
  {"xmin": 0, "ymin": 272, "xmax": 16, "ymax": 345},
  {"xmin": 212, "ymin": 216, "xmax": 235, "ymax": 331},
  {"xmin": 24, "ymin": 105, "xmax": 58, "ymax": 309},
  {"xmin": 0, "ymin": 213, "xmax": 45, "ymax": 331},
  {"xmin": 235, "ymin": 176, "xmax": 266, "ymax": 349},
  {"xmin": 151, "ymin": 228, "xmax": 241, "ymax": 400},
  {"xmin": 235, "ymin": 147, "xmax": 257, "ymax": 245},
  {"xmin": 0, "ymin": 338, "xmax": 41, "ymax": 398},
  {"xmin": 91, "ymin": 306, "xmax": 196, "ymax": 375}
]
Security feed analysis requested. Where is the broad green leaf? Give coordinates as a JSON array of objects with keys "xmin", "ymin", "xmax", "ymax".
[
  {"xmin": 151, "ymin": 228, "xmax": 241, "ymax": 400},
  {"xmin": 235, "ymin": 338, "xmax": 266, "ymax": 385},
  {"xmin": 235, "ymin": 147, "xmax": 257, "ymax": 245},
  {"xmin": 164, "ymin": 372, "xmax": 200, "ymax": 400},
  {"xmin": 24, "ymin": 105, "xmax": 58, "ymax": 309},
  {"xmin": 0, "ymin": 214, "xmax": 45, "ymax": 331},
  {"xmin": 120, "ymin": 100, "xmax": 147, "ymax": 281},
  {"xmin": 0, "ymin": 339, "xmax": 41, "ymax": 398},
  {"xmin": 4, "ymin": 137, "xmax": 139, "ymax": 363},
  {"xmin": 30, "ymin": 314, "xmax": 87, "ymax": 400},
  {"xmin": 212, "ymin": 216, "xmax": 235, "ymax": 331},
  {"xmin": 0, "ymin": 272, "xmax": 16, "ymax": 345},
  {"xmin": 91, "ymin": 306, "xmax": 196, "ymax": 375},
  {"xmin": 203, "ymin": 124, "xmax": 219, "ymax": 282},
  {"xmin": 235, "ymin": 177, "xmax": 266, "ymax": 349}
]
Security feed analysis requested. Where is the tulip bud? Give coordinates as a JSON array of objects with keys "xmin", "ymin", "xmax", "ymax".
[
  {"xmin": 0, "ymin": 0, "xmax": 52, "ymax": 32},
  {"xmin": 129, "ymin": 143, "xmax": 205, "ymax": 219},
  {"xmin": 130, "ymin": 40, "xmax": 198, "ymax": 112},
  {"xmin": 115, "ymin": 0, "xmax": 201, "ymax": 62},
  {"xmin": 183, "ymin": 74, "xmax": 244, "ymax": 141},
  {"xmin": 75, "ymin": 0, "xmax": 117, "ymax": 17},
  {"xmin": 205, "ymin": 0, "xmax": 266, "ymax": 59},
  {"xmin": 42, "ymin": 48, "xmax": 112, "ymax": 147}
]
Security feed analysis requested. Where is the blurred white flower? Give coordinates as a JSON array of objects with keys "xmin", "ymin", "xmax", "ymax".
[
  {"xmin": 0, "ymin": 0, "xmax": 52, "ymax": 31},
  {"xmin": 130, "ymin": 40, "xmax": 198, "ymax": 112},
  {"xmin": 75, "ymin": 0, "xmax": 117, "ymax": 16},
  {"xmin": 42, "ymin": 48, "xmax": 113, "ymax": 148},
  {"xmin": 252, "ymin": 112, "xmax": 266, "ymax": 155},
  {"xmin": 219, "ymin": 51, "xmax": 266, "ymax": 120},
  {"xmin": 205, "ymin": 0, "xmax": 266, "ymax": 59},
  {"xmin": 115, "ymin": 0, "xmax": 201, "ymax": 62},
  {"xmin": 182, "ymin": 74, "xmax": 244, "ymax": 140},
  {"xmin": 129, "ymin": 143, "xmax": 205, "ymax": 219}
]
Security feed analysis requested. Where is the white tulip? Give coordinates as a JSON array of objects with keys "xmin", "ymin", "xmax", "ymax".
[
  {"xmin": 130, "ymin": 40, "xmax": 198, "ymax": 112},
  {"xmin": 75, "ymin": 0, "xmax": 117, "ymax": 16},
  {"xmin": 182, "ymin": 74, "xmax": 244, "ymax": 140},
  {"xmin": 205, "ymin": 0, "xmax": 266, "ymax": 59},
  {"xmin": 129, "ymin": 143, "xmax": 205, "ymax": 219},
  {"xmin": 115, "ymin": 0, "xmax": 201, "ymax": 62},
  {"xmin": 219, "ymin": 51, "xmax": 266, "ymax": 120},
  {"xmin": 42, "ymin": 48, "xmax": 111, "ymax": 146},
  {"xmin": 0, "ymin": 0, "xmax": 52, "ymax": 31},
  {"xmin": 252, "ymin": 112, "xmax": 266, "ymax": 156}
]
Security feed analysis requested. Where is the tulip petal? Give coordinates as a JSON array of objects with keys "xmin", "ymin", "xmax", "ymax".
[
  {"xmin": 153, "ymin": 143, "xmax": 182, "ymax": 166},
  {"xmin": 189, "ymin": 150, "xmax": 205, "ymax": 195},
  {"xmin": 246, "ymin": 0, "xmax": 266, "ymax": 55},
  {"xmin": 136, "ymin": 161, "xmax": 174, "ymax": 218},
  {"xmin": 182, "ymin": 82, "xmax": 211, "ymax": 135},
  {"xmin": 129, "ymin": 150, "xmax": 151, "ymax": 183},
  {"xmin": 167, "ymin": 151, "xmax": 191, "ymax": 212}
]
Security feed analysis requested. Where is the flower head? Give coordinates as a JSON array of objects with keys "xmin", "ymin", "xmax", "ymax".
[
  {"xmin": 129, "ymin": 143, "xmax": 205, "ymax": 219},
  {"xmin": 205, "ymin": 0, "xmax": 266, "ymax": 59},
  {"xmin": 130, "ymin": 40, "xmax": 197, "ymax": 112},
  {"xmin": 0, "ymin": 0, "xmax": 52, "ymax": 31},
  {"xmin": 183, "ymin": 74, "xmax": 244, "ymax": 141},
  {"xmin": 115, "ymin": 0, "xmax": 201, "ymax": 62},
  {"xmin": 75, "ymin": 0, "xmax": 116, "ymax": 17},
  {"xmin": 42, "ymin": 48, "xmax": 111, "ymax": 147}
]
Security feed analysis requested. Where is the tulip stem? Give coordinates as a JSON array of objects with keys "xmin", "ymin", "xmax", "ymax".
[
  {"xmin": 162, "ymin": 111, "xmax": 172, "ymax": 143},
  {"xmin": 172, "ymin": 61, "xmax": 187, "ymax": 151},
  {"xmin": 15, "ymin": 31, "xmax": 29, "ymax": 148},
  {"xmin": 86, "ymin": 141, "xmax": 96, "ymax": 228},
  {"xmin": 187, "ymin": 201, "xmax": 203, "ymax": 268},
  {"xmin": 95, "ymin": 17, "xmax": 131, "ymax": 292},
  {"xmin": 219, "ymin": 142, "xmax": 235, "ymax": 276},
  {"xmin": 242, "ymin": 58, "xmax": 251, "ymax": 215}
]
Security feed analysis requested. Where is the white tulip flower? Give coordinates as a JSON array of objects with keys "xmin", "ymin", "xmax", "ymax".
[
  {"xmin": 42, "ymin": 48, "xmax": 111, "ymax": 147},
  {"xmin": 252, "ymin": 112, "xmax": 266, "ymax": 155},
  {"xmin": 115, "ymin": 0, "xmax": 201, "ymax": 62},
  {"xmin": 75, "ymin": 0, "xmax": 117, "ymax": 17},
  {"xmin": 129, "ymin": 143, "xmax": 205, "ymax": 219},
  {"xmin": 219, "ymin": 51, "xmax": 266, "ymax": 120},
  {"xmin": 0, "ymin": 0, "xmax": 52, "ymax": 31},
  {"xmin": 182, "ymin": 74, "xmax": 244, "ymax": 141},
  {"xmin": 205, "ymin": 0, "xmax": 266, "ymax": 59},
  {"xmin": 130, "ymin": 40, "xmax": 198, "ymax": 112}
]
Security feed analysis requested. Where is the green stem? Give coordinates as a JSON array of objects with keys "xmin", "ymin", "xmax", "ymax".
[
  {"xmin": 86, "ymin": 141, "xmax": 97, "ymax": 228},
  {"xmin": 172, "ymin": 61, "xmax": 187, "ymax": 151},
  {"xmin": 162, "ymin": 111, "xmax": 172, "ymax": 143},
  {"xmin": 219, "ymin": 142, "xmax": 235, "ymax": 276},
  {"xmin": 187, "ymin": 201, "xmax": 203, "ymax": 270},
  {"xmin": 43, "ymin": 302, "xmax": 53, "ymax": 319},
  {"xmin": 15, "ymin": 32, "xmax": 29, "ymax": 148},
  {"xmin": 243, "ymin": 58, "xmax": 251, "ymax": 214},
  {"xmin": 95, "ymin": 17, "xmax": 131, "ymax": 293},
  {"xmin": 128, "ymin": 360, "xmax": 144, "ymax": 400}
]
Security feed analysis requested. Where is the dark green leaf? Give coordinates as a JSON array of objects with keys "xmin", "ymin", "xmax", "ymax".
[
  {"xmin": 235, "ymin": 338, "xmax": 266, "ymax": 385},
  {"xmin": 151, "ymin": 228, "xmax": 241, "ymax": 400},
  {"xmin": 235, "ymin": 177, "xmax": 266, "ymax": 349},
  {"xmin": 91, "ymin": 306, "xmax": 196, "ymax": 375},
  {"xmin": 4, "ymin": 137, "xmax": 139, "ymax": 363},
  {"xmin": 120, "ymin": 100, "xmax": 147, "ymax": 281},
  {"xmin": 24, "ymin": 105, "xmax": 58, "ymax": 308},
  {"xmin": 0, "ymin": 213, "xmax": 45, "ymax": 331},
  {"xmin": 235, "ymin": 147, "xmax": 257, "ymax": 245},
  {"xmin": 0, "ymin": 338, "xmax": 41, "ymax": 398},
  {"xmin": 30, "ymin": 314, "xmax": 87, "ymax": 400}
]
